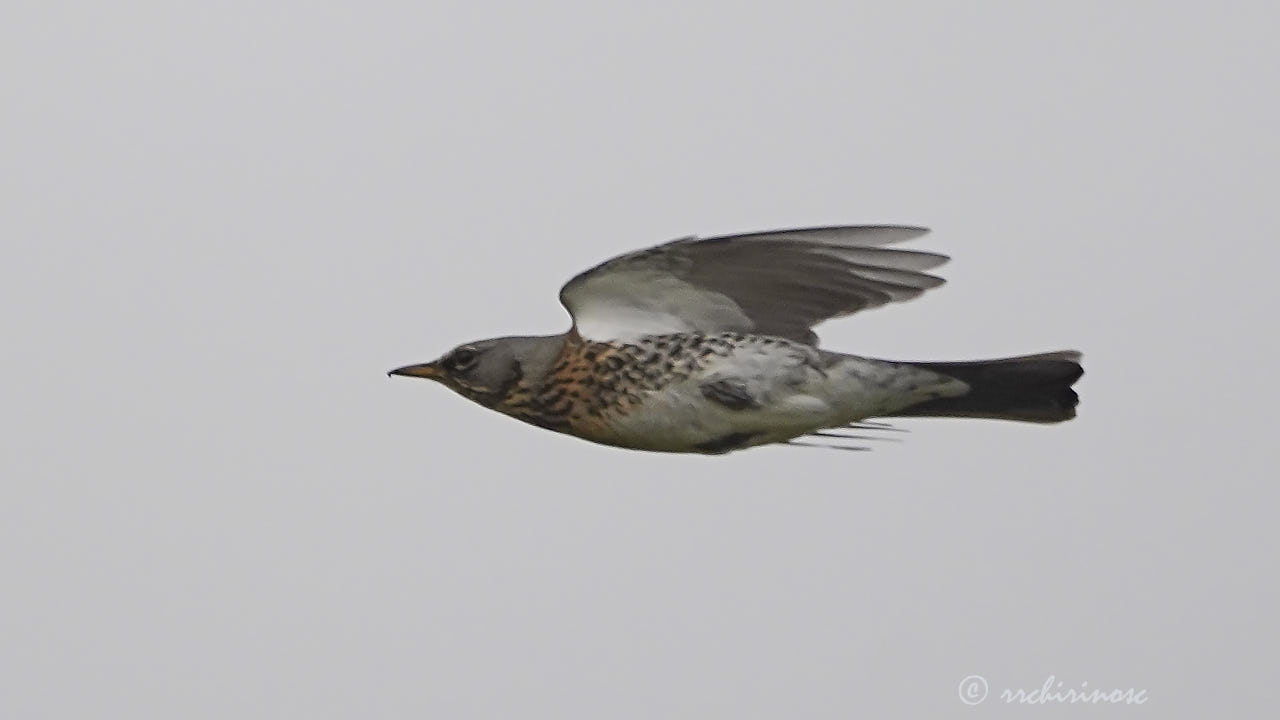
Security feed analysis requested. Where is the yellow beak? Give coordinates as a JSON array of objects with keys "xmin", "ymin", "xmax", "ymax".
[{"xmin": 388, "ymin": 362, "xmax": 441, "ymax": 379}]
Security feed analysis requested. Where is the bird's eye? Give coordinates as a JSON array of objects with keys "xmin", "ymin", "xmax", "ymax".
[{"xmin": 449, "ymin": 348, "xmax": 478, "ymax": 370}]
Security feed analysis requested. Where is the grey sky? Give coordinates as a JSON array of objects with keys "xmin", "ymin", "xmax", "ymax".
[{"xmin": 3, "ymin": 1, "xmax": 1277, "ymax": 717}]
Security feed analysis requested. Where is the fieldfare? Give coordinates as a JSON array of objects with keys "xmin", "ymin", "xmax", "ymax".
[{"xmin": 390, "ymin": 226, "xmax": 1082, "ymax": 454}]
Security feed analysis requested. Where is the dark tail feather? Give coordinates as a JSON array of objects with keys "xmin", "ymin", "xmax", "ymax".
[{"xmin": 890, "ymin": 351, "xmax": 1084, "ymax": 423}]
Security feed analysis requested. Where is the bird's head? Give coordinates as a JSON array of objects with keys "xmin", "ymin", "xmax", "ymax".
[{"xmin": 388, "ymin": 335, "xmax": 563, "ymax": 409}]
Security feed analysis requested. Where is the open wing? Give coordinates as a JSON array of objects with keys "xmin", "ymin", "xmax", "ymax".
[{"xmin": 558, "ymin": 226, "xmax": 948, "ymax": 345}]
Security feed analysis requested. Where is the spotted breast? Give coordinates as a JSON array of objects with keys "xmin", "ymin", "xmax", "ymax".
[{"xmin": 495, "ymin": 332, "xmax": 832, "ymax": 451}]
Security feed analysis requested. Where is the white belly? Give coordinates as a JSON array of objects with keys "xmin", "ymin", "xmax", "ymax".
[
  {"xmin": 598, "ymin": 345, "xmax": 965, "ymax": 453},
  {"xmin": 602, "ymin": 377, "xmax": 832, "ymax": 451}
]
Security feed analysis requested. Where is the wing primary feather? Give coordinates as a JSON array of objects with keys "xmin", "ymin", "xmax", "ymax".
[
  {"xmin": 812, "ymin": 246, "xmax": 950, "ymax": 271},
  {"xmin": 701, "ymin": 225, "xmax": 930, "ymax": 247}
]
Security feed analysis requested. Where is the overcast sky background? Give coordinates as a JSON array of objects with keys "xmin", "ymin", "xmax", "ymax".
[{"xmin": 4, "ymin": 1, "xmax": 1277, "ymax": 718}]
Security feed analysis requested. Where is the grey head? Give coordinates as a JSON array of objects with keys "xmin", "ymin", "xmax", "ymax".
[{"xmin": 388, "ymin": 334, "xmax": 565, "ymax": 408}]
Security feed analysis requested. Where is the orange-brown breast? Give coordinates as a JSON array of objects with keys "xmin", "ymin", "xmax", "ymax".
[{"xmin": 494, "ymin": 334, "xmax": 724, "ymax": 446}]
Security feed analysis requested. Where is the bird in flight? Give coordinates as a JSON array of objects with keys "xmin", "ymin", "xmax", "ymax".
[{"xmin": 390, "ymin": 226, "xmax": 1082, "ymax": 454}]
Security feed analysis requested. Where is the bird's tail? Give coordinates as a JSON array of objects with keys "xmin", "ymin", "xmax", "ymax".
[{"xmin": 890, "ymin": 351, "xmax": 1084, "ymax": 423}]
